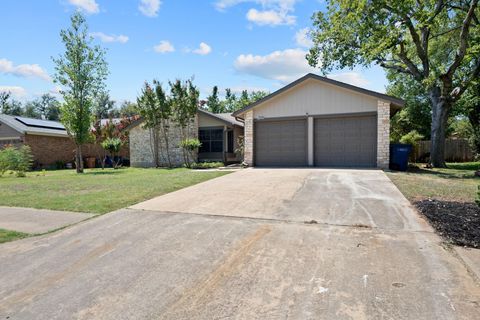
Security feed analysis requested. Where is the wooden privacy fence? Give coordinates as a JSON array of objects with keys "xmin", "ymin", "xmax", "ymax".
[{"xmin": 414, "ymin": 138, "xmax": 474, "ymax": 162}]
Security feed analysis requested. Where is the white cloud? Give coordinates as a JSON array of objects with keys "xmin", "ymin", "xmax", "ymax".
[
  {"xmin": 0, "ymin": 58, "xmax": 51, "ymax": 81},
  {"xmin": 246, "ymin": 8, "xmax": 295, "ymax": 26},
  {"xmin": 295, "ymin": 27, "xmax": 313, "ymax": 48},
  {"xmin": 215, "ymin": 0, "xmax": 298, "ymax": 26},
  {"xmin": 153, "ymin": 40, "xmax": 175, "ymax": 53},
  {"xmin": 139, "ymin": 0, "xmax": 161, "ymax": 17},
  {"xmin": 67, "ymin": 0, "xmax": 99, "ymax": 14},
  {"xmin": 91, "ymin": 32, "xmax": 129, "ymax": 44},
  {"xmin": 0, "ymin": 86, "xmax": 27, "ymax": 98},
  {"xmin": 193, "ymin": 42, "xmax": 212, "ymax": 55},
  {"xmin": 234, "ymin": 48, "xmax": 315, "ymax": 83},
  {"xmin": 328, "ymin": 72, "xmax": 370, "ymax": 88}
]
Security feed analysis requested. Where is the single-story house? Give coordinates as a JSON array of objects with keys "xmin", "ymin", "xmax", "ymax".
[
  {"xmin": 128, "ymin": 109, "xmax": 244, "ymax": 167},
  {"xmin": 232, "ymin": 73, "xmax": 404, "ymax": 168},
  {"xmin": 0, "ymin": 114, "xmax": 129, "ymax": 168}
]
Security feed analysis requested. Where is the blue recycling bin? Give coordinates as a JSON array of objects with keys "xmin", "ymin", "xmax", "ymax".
[{"xmin": 390, "ymin": 144, "xmax": 412, "ymax": 171}]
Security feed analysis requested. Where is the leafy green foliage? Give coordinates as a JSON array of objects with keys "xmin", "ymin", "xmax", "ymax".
[
  {"xmin": 101, "ymin": 137, "xmax": 123, "ymax": 154},
  {"xmin": 400, "ymin": 130, "xmax": 424, "ymax": 146},
  {"xmin": 204, "ymin": 88, "xmax": 269, "ymax": 113},
  {"xmin": 0, "ymin": 92, "xmax": 61, "ymax": 120},
  {"xmin": 190, "ymin": 161, "xmax": 224, "ymax": 169},
  {"xmin": 180, "ymin": 138, "xmax": 202, "ymax": 168},
  {"xmin": 136, "ymin": 81, "xmax": 172, "ymax": 167},
  {"xmin": 34, "ymin": 94, "xmax": 61, "ymax": 121},
  {"xmin": 118, "ymin": 101, "xmax": 138, "ymax": 117},
  {"xmin": 180, "ymin": 138, "xmax": 202, "ymax": 151},
  {"xmin": 52, "ymin": 12, "xmax": 108, "ymax": 173},
  {"xmin": 101, "ymin": 137, "xmax": 123, "ymax": 169},
  {"xmin": 206, "ymin": 86, "xmax": 224, "ymax": 113},
  {"xmin": 0, "ymin": 92, "xmax": 23, "ymax": 116},
  {"xmin": 0, "ymin": 145, "xmax": 33, "ymax": 177},
  {"xmin": 94, "ymin": 92, "xmax": 115, "ymax": 120}
]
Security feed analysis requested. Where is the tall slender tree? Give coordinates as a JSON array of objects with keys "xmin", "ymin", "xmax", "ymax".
[
  {"xmin": 307, "ymin": 0, "xmax": 480, "ymax": 167},
  {"xmin": 170, "ymin": 79, "xmax": 200, "ymax": 166},
  {"xmin": 137, "ymin": 82, "xmax": 161, "ymax": 167},
  {"xmin": 52, "ymin": 12, "xmax": 108, "ymax": 173},
  {"xmin": 153, "ymin": 80, "xmax": 173, "ymax": 167}
]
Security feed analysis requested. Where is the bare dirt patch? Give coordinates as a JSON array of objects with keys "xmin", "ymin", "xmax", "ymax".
[{"xmin": 415, "ymin": 199, "xmax": 480, "ymax": 248}]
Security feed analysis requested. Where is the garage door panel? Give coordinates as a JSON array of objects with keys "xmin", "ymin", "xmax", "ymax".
[
  {"xmin": 314, "ymin": 115, "xmax": 376, "ymax": 167},
  {"xmin": 255, "ymin": 119, "xmax": 307, "ymax": 166}
]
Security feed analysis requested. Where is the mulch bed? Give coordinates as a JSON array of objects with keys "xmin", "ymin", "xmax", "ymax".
[{"xmin": 415, "ymin": 199, "xmax": 480, "ymax": 248}]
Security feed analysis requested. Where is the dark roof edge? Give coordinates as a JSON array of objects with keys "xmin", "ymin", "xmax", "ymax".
[{"xmin": 232, "ymin": 73, "xmax": 405, "ymax": 117}]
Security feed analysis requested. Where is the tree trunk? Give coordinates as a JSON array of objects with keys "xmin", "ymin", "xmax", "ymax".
[
  {"xmin": 429, "ymin": 87, "xmax": 450, "ymax": 168},
  {"xmin": 161, "ymin": 120, "xmax": 172, "ymax": 168},
  {"xmin": 149, "ymin": 127, "xmax": 160, "ymax": 167},
  {"xmin": 76, "ymin": 144, "xmax": 84, "ymax": 173}
]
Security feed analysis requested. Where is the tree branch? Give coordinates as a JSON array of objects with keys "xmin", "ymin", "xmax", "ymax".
[
  {"xmin": 379, "ymin": 61, "xmax": 414, "ymax": 76},
  {"xmin": 397, "ymin": 42, "xmax": 424, "ymax": 80},
  {"xmin": 451, "ymin": 58, "xmax": 480, "ymax": 100},
  {"xmin": 445, "ymin": 0, "xmax": 479, "ymax": 79}
]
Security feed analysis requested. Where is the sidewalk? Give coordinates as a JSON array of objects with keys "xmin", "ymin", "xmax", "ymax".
[
  {"xmin": 0, "ymin": 206, "xmax": 93, "ymax": 234},
  {"xmin": 455, "ymin": 246, "xmax": 480, "ymax": 282}
]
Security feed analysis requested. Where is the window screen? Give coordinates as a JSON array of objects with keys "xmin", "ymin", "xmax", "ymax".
[{"xmin": 199, "ymin": 129, "xmax": 223, "ymax": 153}]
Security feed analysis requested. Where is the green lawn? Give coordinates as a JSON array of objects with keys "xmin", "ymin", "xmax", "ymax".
[
  {"xmin": 0, "ymin": 168, "xmax": 230, "ymax": 214},
  {"xmin": 386, "ymin": 162, "xmax": 480, "ymax": 202},
  {"xmin": 0, "ymin": 229, "xmax": 29, "ymax": 244}
]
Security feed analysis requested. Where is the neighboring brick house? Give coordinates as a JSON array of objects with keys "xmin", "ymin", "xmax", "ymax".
[
  {"xmin": 127, "ymin": 109, "xmax": 244, "ymax": 167},
  {"xmin": 232, "ymin": 73, "xmax": 404, "ymax": 168},
  {"xmin": 0, "ymin": 114, "xmax": 129, "ymax": 168}
]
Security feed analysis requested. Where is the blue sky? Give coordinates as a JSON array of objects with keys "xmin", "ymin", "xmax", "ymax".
[{"xmin": 0, "ymin": 0, "xmax": 388, "ymax": 104}]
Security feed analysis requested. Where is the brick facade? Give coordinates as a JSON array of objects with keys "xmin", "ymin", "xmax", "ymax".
[
  {"xmin": 377, "ymin": 101, "xmax": 390, "ymax": 168},
  {"xmin": 243, "ymin": 111, "xmax": 254, "ymax": 165},
  {"xmin": 23, "ymin": 135, "xmax": 129, "ymax": 168},
  {"xmin": 129, "ymin": 116, "xmax": 198, "ymax": 167}
]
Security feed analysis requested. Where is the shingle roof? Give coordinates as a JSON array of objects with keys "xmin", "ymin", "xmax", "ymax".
[
  {"xmin": 126, "ymin": 109, "xmax": 244, "ymax": 131},
  {"xmin": 0, "ymin": 114, "xmax": 68, "ymax": 137},
  {"xmin": 232, "ymin": 73, "xmax": 405, "ymax": 117},
  {"xmin": 198, "ymin": 109, "xmax": 244, "ymax": 127}
]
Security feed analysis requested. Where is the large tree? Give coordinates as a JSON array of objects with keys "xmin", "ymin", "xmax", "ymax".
[
  {"xmin": 52, "ymin": 12, "xmax": 108, "ymax": 173},
  {"xmin": 33, "ymin": 94, "xmax": 61, "ymax": 120},
  {"xmin": 0, "ymin": 92, "xmax": 23, "ymax": 116},
  {"xmin": 307, "ymin": 0, "xmax": 480, "ymax": 167}
]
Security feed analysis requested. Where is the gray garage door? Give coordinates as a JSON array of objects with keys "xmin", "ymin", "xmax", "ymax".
[
  {"xmin": 255, "ymin": 119, "xmax": 307, "ymax": 166},
  {"xmin": 314, "ymin": 115, "xmax": 377, "ymax": 167}
]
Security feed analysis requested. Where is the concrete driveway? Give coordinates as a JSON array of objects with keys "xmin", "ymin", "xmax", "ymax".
[{"xmin": 1, "ymin": 169, "xmax": 479, "ymax": 319}]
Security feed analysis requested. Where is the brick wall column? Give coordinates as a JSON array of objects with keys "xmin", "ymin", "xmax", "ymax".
[
  {"xmin": 244, "ymin": 110, "xmax": 254, "ymax": 165},
  {"xmin": 377, "ymin": 101, "xmax": 390, "ymax": 168}
]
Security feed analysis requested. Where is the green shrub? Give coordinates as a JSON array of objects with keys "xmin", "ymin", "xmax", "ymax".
[
  {"xmin": 180, "ymin": 138, "xmax": 202, "ymax": 168},
  {"xmin": 190, "ymin": 161, "xmax": 224, "ymax": 169},
  {"xmin": 101, "ymin": 137, "xmax": 123, "ymax": 169},
  {"xmin": 400, "ymin": 130, "xmax": 424, "ymax": 162},
  {"xmin": 0, "ymin": 145, "xmax": 33, "ymax": 177}
]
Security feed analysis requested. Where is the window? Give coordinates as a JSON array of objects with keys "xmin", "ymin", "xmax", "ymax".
[{"xmin": 199, "ymin": 128, "xmax": 223, "ymax": 153}]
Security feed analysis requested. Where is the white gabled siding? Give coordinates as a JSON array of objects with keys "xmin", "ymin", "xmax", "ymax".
[{"xmin": 253, "ymin": 79, "xmax": 378, "ymax": 119}]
